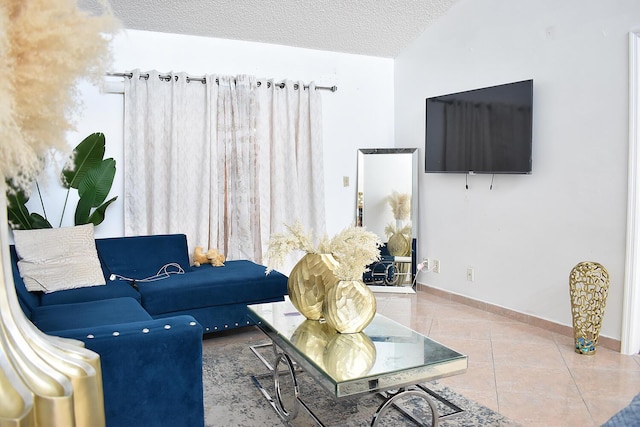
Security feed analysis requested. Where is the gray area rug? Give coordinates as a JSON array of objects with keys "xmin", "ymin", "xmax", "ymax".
[{"xmin": 202, "ymin": 327, "xmax": 520, "ymax": 427}]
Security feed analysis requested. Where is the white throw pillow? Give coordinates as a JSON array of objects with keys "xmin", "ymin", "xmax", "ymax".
[{"xmin": 13, "ymin": 224, "xmax": 106, "ymax": 293}]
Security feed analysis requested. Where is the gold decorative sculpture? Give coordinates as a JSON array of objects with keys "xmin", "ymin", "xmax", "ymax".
[
  {"xmin": 287, "ymin": 254, "xmax": 339, "ymax": 320},
  {"xmin": 0, "ymin": 1, "xmax": 116, "ymax": 425},
  {"xmin": 569, "ymin": 261, "xmax": 610, "ymax": 355}
]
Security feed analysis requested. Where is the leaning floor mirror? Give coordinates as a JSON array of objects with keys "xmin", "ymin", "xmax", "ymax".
[{"xmin": 356, "ymin": 148, "xmax": 418, "ymax": 292}]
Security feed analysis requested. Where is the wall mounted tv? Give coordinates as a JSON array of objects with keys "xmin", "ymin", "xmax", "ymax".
[{"xmin": 425, "ymin": 79, "xmax": 533, "ymax": 174}]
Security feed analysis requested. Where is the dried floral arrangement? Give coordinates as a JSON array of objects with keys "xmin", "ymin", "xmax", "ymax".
[
  {"xmin": 384, "ymin": 223, "xmax": 412, "ymax": 239},
  {"xmin": 387, "ymin": 191, "xmax": 411, "ymax": 221},
  {"xmin": 0, "ymin": 0, "xmax": 118, "ymax": 190},
  {"xmin": 328, "ymin": 225, "xmax": 382, "ymax": 281},
  {"xmin": 266, "ymin": 222, "xmax": 382, "ymax": 281},
  {"xmin": 385, "ymin": 191, "xmax": 412, "ymax": 238}
]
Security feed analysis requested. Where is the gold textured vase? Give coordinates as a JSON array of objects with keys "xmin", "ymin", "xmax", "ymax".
[
  {"xmin": 386, "ymin": 232, "xmax": 410, "ymax": 257},
  {"xmin": 323, "ymin": 279, "xmax": 376, "ymax": 333},
  {"xmin": 288, "ymin": 253, "xmax": 339, "ymax": 320},
  {"xmin": 569, "ymin": 261, "xmax": 610, "ymax": 355}
]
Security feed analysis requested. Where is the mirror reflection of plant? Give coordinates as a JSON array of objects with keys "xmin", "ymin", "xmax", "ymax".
[
  {"xmin": 386, "ymin": 191, "xmax": 411, "ymax": 221},
  {"xmin": 6, "ymin": 132, "xmax": 117, "ymax": 230},
  {"xmin": 384, "ymin": 223, "xmax": 411, "ymax": 239}
]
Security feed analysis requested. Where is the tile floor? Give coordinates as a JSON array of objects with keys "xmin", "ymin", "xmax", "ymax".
[{"xmin": 374, "ymin": 288, "xmax": 640, "ymax": 427}]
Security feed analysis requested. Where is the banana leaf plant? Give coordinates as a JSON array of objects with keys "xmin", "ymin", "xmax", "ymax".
[{"xmin": 6, "ymin": 132, "xmax": 118, "ymax": 230}]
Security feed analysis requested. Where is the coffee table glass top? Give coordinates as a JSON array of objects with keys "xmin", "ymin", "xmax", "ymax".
[{"xmin": 247, "ymin": 299, "xmax": 467, "ymax": 398}]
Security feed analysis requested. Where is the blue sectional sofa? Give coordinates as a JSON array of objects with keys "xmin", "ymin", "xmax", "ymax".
[{"xmin": 10, "ymin": 233, "xmax": 288, "ymax": 427}]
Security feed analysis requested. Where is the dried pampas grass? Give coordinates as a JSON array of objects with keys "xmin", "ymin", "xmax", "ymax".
[
  {"xmin": 265, "ymin": 221, "xmax": 381, "ymax": 281},
  {"xmin": 0, "ymin": 0, "xmax": 118, "ymax": 189},
  {"xmin": 387, "ymin": 191, "xmax": 411, "ymax": 221},
  {"xmin": 329, "ymin": 225, "xmax": 382, "ymax": 281}
]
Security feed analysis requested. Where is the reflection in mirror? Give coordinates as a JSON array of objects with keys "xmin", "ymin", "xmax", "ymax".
[{"xmin": 357, "ymin": 148, "xmax": 418, "ymax": 290}]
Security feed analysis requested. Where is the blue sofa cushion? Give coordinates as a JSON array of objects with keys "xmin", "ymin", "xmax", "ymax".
[
  {"xmin": 136, "ymin": 260, "xmax": 288, "ymax": 316},
  {"xmin": 39, "ymin": 280, "xmax": 141, "ymax": 307},
  {"xmin": 96, "ymin": 234, "xmax": 191, "ymax": 280},
  {"xmin": 31, "ymin": 297, "xmax": 152, "ymax": 334}
]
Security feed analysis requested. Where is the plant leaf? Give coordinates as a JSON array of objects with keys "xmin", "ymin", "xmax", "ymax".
[
  {"xmin": 61, "ymin": 132, "xmax": 106, "ymax": 189},
  {"xmin": 74, "ymin": 193, "xmax": 92, "ymax": 225},
  {"xmin": 75, "ymin": 158, "xmax": 116, "ymax": 225},
  {"xmin": 5, "ymin": 185, "xmax": 52, "ymax": 229},
  {"xmin": 29, "ymin": 213, "xmax": 52, "ymax": 229},
  {"xmin": 6, "ymin": 185, "xmax": 33, "ymax": 230},
  {"xmin": 87, "ymin": 196, "xmax": 117, "ymax": 226},
  {"xmin": 77, "ymin": 158, "xmax": 116, "ymax": 207}
]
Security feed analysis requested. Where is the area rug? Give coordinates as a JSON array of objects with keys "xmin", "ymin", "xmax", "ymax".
[{"xmin": 202, "ymin": 327, "xmax": 520, "ymax": 427}]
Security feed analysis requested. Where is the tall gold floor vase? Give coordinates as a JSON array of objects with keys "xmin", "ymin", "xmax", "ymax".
[
  {"xmin": 0, "ymin": 181, "xmax": 106, "ymax": 426},
  {"xmin": 288, "ymin": 254, "xmax": 339, "ymax": 320},
  {"xmin": 323, "ymin": 279, "xmax": 377, "ymax": 334},
  {"xmin": 569, "ymin": 261, "xmax": 610, "ymax": 355}
]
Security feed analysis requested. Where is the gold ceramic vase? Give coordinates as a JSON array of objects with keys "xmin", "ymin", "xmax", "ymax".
[
  {"xmin": 323, "ymin": 279, "xmax": 376, "ymax": 333},
  {"xmin": 287, "ymin": 253, "xmax": 339, "ymax": 320}
]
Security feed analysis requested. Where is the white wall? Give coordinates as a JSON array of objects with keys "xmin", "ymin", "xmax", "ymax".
[
  {"xmin": 395, "ymin": 0, "xmax": 640, "ymax": 340},
  {"xmin": 29, "ymin": 30, "xmax": 394, "ymax": 241}
]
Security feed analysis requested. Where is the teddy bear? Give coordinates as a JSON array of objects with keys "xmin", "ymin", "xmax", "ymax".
[
  {"xmin": 206, "ymin": 248, "xmax": 225, "ymax": 267},
  {"xmin": 193, "ymin": 246, "xmax": 225, "ymax": 267}
]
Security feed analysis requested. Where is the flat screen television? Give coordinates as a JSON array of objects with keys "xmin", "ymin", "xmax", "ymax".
[{"xmin": 425, "ymin": 79, "xmax": 533, "ymax": 174}]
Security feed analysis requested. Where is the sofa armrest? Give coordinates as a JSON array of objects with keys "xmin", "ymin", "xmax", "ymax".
[{"xmin": 56, "ymin": 316, "xmax": 204, "ymax": 427}]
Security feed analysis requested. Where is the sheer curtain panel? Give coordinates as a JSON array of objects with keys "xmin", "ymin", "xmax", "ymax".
[{"xmin": 124, "ymin": 70, "xmax": 325, "ymax": 263}]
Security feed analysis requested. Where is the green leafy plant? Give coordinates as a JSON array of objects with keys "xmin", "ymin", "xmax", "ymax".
[{"xmin": 6, "ymin": 132, "xmax": 117, "ymax": 230}]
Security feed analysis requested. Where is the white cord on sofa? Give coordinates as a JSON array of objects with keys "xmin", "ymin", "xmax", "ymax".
[{"xmin": 109, "ymin": 263, "xmax": 185, "ymax": 283}]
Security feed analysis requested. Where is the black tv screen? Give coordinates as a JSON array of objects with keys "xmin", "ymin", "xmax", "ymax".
[{"xmin": 425, "ymin": 79, "xmax": 533, "ymax": 174}]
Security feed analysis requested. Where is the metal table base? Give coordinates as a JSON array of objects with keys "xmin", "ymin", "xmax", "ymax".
[{"xmin": 250, "ymin": 342, "xmax": 464, "ymax": 426}]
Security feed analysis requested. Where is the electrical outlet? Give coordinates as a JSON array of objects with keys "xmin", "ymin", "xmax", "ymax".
[
  {"xmin": 422, "ymin": 258, "xmax": 430, "ymax": 270},
  {"xmin": 433, "ymin": 259, "xmax": 440, "ymax": 273},
  {"xmin": 466, "ymin": 267, "xmax": 475, "ymax": 282}
]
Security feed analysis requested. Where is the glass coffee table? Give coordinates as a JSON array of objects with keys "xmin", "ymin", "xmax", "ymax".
[{"xmin": 247, "ymin": 299, "xmax": 468, "ymax": 426}]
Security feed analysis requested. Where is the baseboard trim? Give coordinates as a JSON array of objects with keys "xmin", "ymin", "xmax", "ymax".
[{"xmin": 417, "ymin": 283, "xmax": 622, "ymax": 353}]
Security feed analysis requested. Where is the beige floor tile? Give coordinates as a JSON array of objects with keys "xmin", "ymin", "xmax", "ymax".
[
  {"xmin": 491, "ymin": 340, "xmax": 566, "ymax": 368},
  {"xmin": 439, "ymin": 360, "xmax": 495, "ymax": 394},
  {"xmin": 586, "ymin": 394, "xmax": 640, "ymax": 426},
  {"xmin": 429, "ymin": 317, "xmax": 492, "ymax": 341},
  {"xmin": 560, "ymin": 343, "xmax": 640, "ymax": 371},
  {"xmin": 371, "ymin": 291, "xmax": 640, "ymax": 426},
  {"xmin": 490, "ymin": 321, "xmax": 557, "ymax": 344},
  {"xmin": 494, "ymin": 364, "xmax": 579, "ymax": 398},
  {"xmin": 498, "ymin": 391, "xmax": 596, "ymax": 427},
  {"xmin": 570, "ymin": 367, "xmax": 640, "ymax": 398}
]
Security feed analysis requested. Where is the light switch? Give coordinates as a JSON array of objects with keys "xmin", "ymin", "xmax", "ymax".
[{"xmin": 343, "ymin": 176, "xmax": 349, "ymax": 187}]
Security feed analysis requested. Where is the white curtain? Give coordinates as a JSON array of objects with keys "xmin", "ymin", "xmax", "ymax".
[{"xmin": 124, "ymin": 70, "xmax": 325, "ymax": 263}]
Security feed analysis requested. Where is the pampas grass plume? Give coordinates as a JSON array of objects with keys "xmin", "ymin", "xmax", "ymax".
[{"xmin": 0, "ymin": 0, "xmax": 118, "ymax": 189}]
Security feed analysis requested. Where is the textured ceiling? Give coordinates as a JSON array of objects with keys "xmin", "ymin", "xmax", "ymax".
[{"xmin": 86, "ymin": 0, "xmax": 458, "ymax": 58}]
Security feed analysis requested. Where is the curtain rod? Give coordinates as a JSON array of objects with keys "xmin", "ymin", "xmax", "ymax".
[{"xmin": 106, "ymin": 72, "xmax": 337, "ymax": 92}]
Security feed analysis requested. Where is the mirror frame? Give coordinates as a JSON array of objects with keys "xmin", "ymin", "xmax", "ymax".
[{"xmin": 356, "ymin": 148, "xmax": 418, "ymax": 286}]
